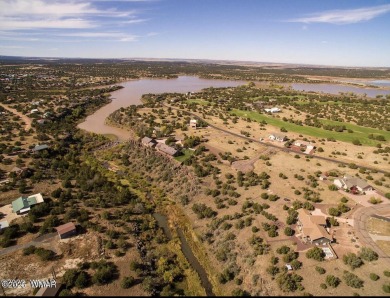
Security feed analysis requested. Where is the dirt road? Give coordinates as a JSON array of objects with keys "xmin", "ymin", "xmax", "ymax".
[
  {"xmin": 0, "ymin": 233, "xmax": 58, "ymax": 257},
  {"xmin": 0, "ymin": 103, "xmax": 32, "ymax": 131}
]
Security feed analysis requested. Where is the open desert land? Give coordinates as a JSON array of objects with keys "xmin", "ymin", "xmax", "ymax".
[
  {"xmin": 1, "ymin": 58, "xmax": 390, "ymax": 297},
  {"xmin": 107, "ymin": 82, "xmax": 389, "ymax": 295}
]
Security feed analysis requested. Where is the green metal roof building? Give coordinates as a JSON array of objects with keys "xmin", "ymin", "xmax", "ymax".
[{"xmin": 12, "ymin": 196, "xmax": 39, "ymax": 214}]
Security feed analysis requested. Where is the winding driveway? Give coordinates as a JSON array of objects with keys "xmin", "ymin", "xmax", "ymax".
[{"xmin": 0, "ymin": 103, "xmax": 32, "ymax": 131}]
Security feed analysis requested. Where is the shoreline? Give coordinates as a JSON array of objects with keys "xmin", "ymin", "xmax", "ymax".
[{"xmin": 77, "ymin": 76, "xmax": 247, "ymax": 140}]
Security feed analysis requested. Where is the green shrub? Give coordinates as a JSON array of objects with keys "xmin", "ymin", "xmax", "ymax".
[
  {"xmin": 306, "ymin": 247, "xmax": 325, "ymax": 261},
  {"xmin": 75, "ymin": 271, "xmax": 89, "ymax": 289},
  {"xmin": 121, "ymin": 276, "xmax": 135, "ymax": 289},
  {"xmin": 23, "ymin": 245, "xmax": 37, "ymax": 255},
  {"xmin": 315, "ymin": 266, "xmax": 326, "ymax": 275},
  {"xmin": 62, "ymin": 269, "xmax": 79, "ymax": 289},
  {"xmin": 370, "ymin": 273, "xmax": 380, "ymax": 281},
  {"xmin": 326, "ymin": 275, "xmax": 341, "ymax": 288},
  {"xmin": 343, "ymin": 272, "xmax": 364, "ymax": 288},
  {"xmin": 284, "ymin": 227, "xmax": 294, "ymax": 236},
  {"xmin": 343, "ymin": 253, "xmax": 363, "ymax": 270},
  {"xmin": 383, "ymin": 283, "xmax": 390, "ymax": 293},
  {"xmin": 359, "ymin": 247, "xmax": 378, "ymax": 261},
  {"xmin": 276, "ymin": 245, "xmax": 290, "ymax": 255}
]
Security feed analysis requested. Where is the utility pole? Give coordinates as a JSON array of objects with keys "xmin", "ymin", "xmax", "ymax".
[{"xmin": 51, "ymin": 267, "xmax": 56, "ymax": 280}]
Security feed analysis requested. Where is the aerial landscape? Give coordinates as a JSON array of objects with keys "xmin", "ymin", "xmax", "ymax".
[{"xmin": 1, "ymin": 0, "xmax": 390, "ymax": 296}]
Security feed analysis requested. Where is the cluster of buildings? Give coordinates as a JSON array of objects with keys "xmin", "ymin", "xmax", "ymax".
[
  {"xmin": 141, "ymin": 137, "xmax": 179, "ymax": 157},
  {"xmin": 267, "ymin": 133, "xmax": 316, "ymax": 155},
  {"xmin": 1, "ymin": 192, "xmax": 78, "ymax": 240},
  {"xmin": 268, "ymin": 133, "xmax": 287, "ymax": 142}
]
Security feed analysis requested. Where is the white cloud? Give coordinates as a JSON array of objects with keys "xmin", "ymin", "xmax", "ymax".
[
  {"xmin": 288, "ymin": 4, "xmax": 390, "ymax": 24},
  {"xmin": 122, "ymin": 18, "xmax": 148, "ymax": 24},
  {"xmin": 0, "ymin": 0, "xmax": 97, "ymax": 17},
  {"xmin": 59, "ymin": 31, "xmax": 139, "ymax": 42},
  {"xmin": 146, "ymin": 32, "xmax": 158, "ymax": 36},
  {"xmin": 0, "ymin": 0, "xmax": 143, "ymax": 31},
  {"xmin": 0, "ymin": 18, "xmax": 95, "ymax": 30},
  {"xmin": 0, "ymin": 45, "xmax": 27, "ymax": 49}
]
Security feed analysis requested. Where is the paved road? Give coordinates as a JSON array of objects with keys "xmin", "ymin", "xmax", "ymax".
[
  {"xmin": 0, "ymin": 232, "xmax": 58, "ymax": 256},
  {"xmin": 352, "ymin": 204, "xmax": 390, "ymax": 263},
  {"xmin": 163, "ymin": 103, "xmax": 389, "ymax": 175}
]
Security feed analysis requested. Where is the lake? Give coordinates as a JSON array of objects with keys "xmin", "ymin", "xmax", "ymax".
[
  {"xmin": 78, "ymin": 76, "xmax": 246, "ymax": 140},
  {"xmin": 287, "ymin": 83, "xmax": 390, "ymax": 97}
]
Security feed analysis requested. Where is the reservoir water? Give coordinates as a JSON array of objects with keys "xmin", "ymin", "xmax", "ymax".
[
  {"xmin": 78, "ymin": 76, "xmax": 245, "ymax": 140},
  {"xmin": 287, "ymin": 83, "xmax": 390, "ymax": 97}
]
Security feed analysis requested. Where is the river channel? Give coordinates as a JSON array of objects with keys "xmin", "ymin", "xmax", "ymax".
[
  {"xmin": 78, "ymin": 76, "xmax": 246, "ymax": 140},
  {"xmin": 153, "ymin": 213, "xmax": 214, "ymax": 296}
]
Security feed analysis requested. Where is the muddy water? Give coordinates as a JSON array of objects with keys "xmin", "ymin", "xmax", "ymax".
[
  {"xmin": 287, "ymin": 83, "xmax": 390, "ymax": 97},
  {"xmin": 78, "ymin": 76, "xmax": 245, "ymax": 140}
]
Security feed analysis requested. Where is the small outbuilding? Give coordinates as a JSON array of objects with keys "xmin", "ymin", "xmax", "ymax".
[
  {"xmin": 190, "ymin": 119, "xmax": 198, "ymax": 129},
  {"xmin": 35, "ymin": 282, "xmax": 62, "ymax": 296},
  {"xmin": 56, "ymin": 222, "xmax": 77, "ymax": 239},
  {"xmin": 0, "ymin": 220, "xmax": 9, "ymax": 231}
]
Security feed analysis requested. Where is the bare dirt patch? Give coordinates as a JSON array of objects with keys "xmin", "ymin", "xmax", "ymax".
[
  {"xmin": 376, "ymin": 240, "xmax": 390, "ymax": 255},
  {"xmin": 367, "ymin": 217, "xmax": 390, "ymax": 236}
]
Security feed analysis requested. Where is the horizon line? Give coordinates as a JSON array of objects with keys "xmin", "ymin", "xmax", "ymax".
[{"xmin": 0, "ymin": 54, "xmax": 389, "ymax": 69}]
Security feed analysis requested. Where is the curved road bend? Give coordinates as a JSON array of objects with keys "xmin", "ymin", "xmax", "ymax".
[
  {"xmin": 163, "ymin": 103, "xmax": 389, "ymax": 175},
  {"xmin": 352, "ymin": 204, "xmax": 390, "ymax": 264}
]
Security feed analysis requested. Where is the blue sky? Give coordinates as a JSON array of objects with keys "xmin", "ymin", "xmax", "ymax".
[{"xmin": 0, "ymin": 0, "xmax": 390, "ymax": 67}]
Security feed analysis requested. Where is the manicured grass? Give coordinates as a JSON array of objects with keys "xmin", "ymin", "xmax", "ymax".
[
  {"xmin": 295, "ymin": 100, "xmax": 362, "ymax": 105},
  {"xmin": 186, "ymin": 99, "xmax": 210, "ymax": 106},
  {"xmin": 231, "ymin": 109, "xmax": 389, "ymax": 146},
  {"xmin": 175, "ymin": 149, "xmax": 195, "ymax": 162}
]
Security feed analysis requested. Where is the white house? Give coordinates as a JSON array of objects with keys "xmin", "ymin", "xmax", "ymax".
[
  {"xmin": 190, "ymin": 119, "xmax": 198, "ymax": 129},
  {"xmin": 269, "ymin": 133, "xmax": 287, "ymax": 142},
  {"xmin": 264, "ymin": 107, "xmax": 281, "ymax": 113},
  {"xmin": 30, "ymin": 109, "xmax": 39, "ymax": 114},
  {"xmin": 333, "ymin": 175, "xmax": 373, "ymax": 193}
]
